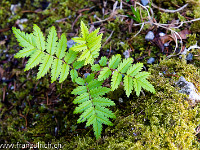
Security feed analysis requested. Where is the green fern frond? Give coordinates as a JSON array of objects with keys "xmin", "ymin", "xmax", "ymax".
[
  {"xmin": 91, "ymin": 64, "xmax": 101, "ymax": 72},
  {"xmin": 90, "ymin": 87, "xmax": 111, "ymax": 98},
  {"xmin": 124, "ymin": 75, "xmax": 134, "ymax": 97},
  {"xmin": 93, "ymin": 97, "xmax": 115, "ymax": 106},
  {"xmin": 46, "ymin": 26, "xmax": 58, "ymax": 55},
  {"xmin": 37, "ymin": 54, "xmax": 53, "ymax": 79},
  {"xmin": 96, "ymin": 56, "xmax": 155, "ymax": 97},
  {"xmin": 70, "ymin": 69, "xmax": 78, "ymax": 82},
  {"xmin": 64, "ymin": 49, "xmax": 78, "ymax": 64},
  {"xmin": 51, "ymin": 59, "xmax": 63, "ymax": 82},
  {"xmin": 73, "ymin": 93, "xmax": 90, "ymax": 104},
  {"xmin": 85, "ymin": 73, "xmax": 95, "ymax": 83},
  {"xmin": 75, "ymin": 77, "xmax": 85, "ymax": 85},
  {"xmin": 13, "ymin": 28, "xmax": 34, "ymax": 48},
  {"xmin": 14, "ymin": 47, "xmax": 37, "ymax": 58},
  {"xmin": 74, "ymin": 100, "xmax": 93, "ymax": 114},
  {"xmin": 135, "ymin": 72, "xmax": 155, "ymax": 95},
  {"xmin": 71, "ymin": 21, "xmax": 102, "ymax": 65},
  {"xmin": 73, "ymin": 60, "xmax": 85, "ymax": 69},
  {"xmin": 98, "ymin": 67, "xmax": 112, "ymax": 81},
  {"xmin": 33, "ymin": 24, "xmax": 45, "ymax": 51},
  {"xmin": 80, "ymin": 21, "xmax": 89, "ymax": 39},
  {"xmin": 117, "ymin": 58, "xmax": 133, "ymax": 73},
  {"xmin": 87, "ymin": 79, "xmax": 103, "ymax": 90},
  {"xmin": 72, "ymin": 37, "xmax": 86, "ymax": 44},
  {"xmin": 56, "ymin": 34, "xmax": 67, "ymax": 59},
  {"xmin": 111, "ymin": 71, "xmax": 122, "ymax": 91},
  {"xmin": 72, "ymin": 78, "xmax": 115, "ymax": 139},
  {"xmin": 13, "ymin": 25, "xmax": 70, "ymax": 82},
  {"xmin": 99, "ymin": 56, "xmax": 108, "ymax": 66},
  {"xmin": 109, "ymin": 54, "xmax": 121, "ymax": 69},
  {"xmin": 24, "ymin": 50, "xmax": 44, "ymax": 71},
  {"xmin": 127, "ymin": 63, "xmax": 143, "ymax": 76},
  {"xmin": 71, "ymin": 86, "xmax": 87, "ymax": 95},
  {"xmin": 133, "ymin": 78, "xmax": 142, "ymax": 96},
  {"xmin": 59, "ymin": 63, "xmax": 69, "ymax": 83}
]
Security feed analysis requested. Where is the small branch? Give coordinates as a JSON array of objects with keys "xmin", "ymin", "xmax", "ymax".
[
  {"xmin": 101, "ymin": 30, "xmax": 114, "ymax": 48},
  {"xmin": 151, "ymin": 3, "xmax": 188, "ymax": 13},
  {"xmin": 134, "ymin": 22, "xmax": 144, "ymax": 37}
]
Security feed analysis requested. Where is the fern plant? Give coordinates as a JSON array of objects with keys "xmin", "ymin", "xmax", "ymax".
[{"xmin": 12, "ymin": 21, "xmax": 155, "ymax": 139}]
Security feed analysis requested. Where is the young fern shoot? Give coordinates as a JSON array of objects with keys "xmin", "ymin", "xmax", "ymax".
[{"xmin": 12, "ymin": 21, "xmax": 155, "ymax": 139}]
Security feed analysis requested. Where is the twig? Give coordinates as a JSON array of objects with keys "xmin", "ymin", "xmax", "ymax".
[
  {"xmin": 134, "ymin": 22, "xmax": 144, "ymax": 37},
  {"xmin": 71, "ymin": 13, "xmax": 82, "ymax": 30},
  {"xmin": 101, "ymin": 30, "xmax": 114, "ymax": 48},
  {"xmin": 151, "ymin": 3, "xmax": 188, "ymax": 13}
]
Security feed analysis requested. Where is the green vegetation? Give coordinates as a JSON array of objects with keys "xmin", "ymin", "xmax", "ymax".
[
  {"xmin": 1, "ymin": 0, "xmax": 200, "ymax": 149},
  {"xmin": 12, "ymin": 21, "xmax": 155, "ymax": 139}
]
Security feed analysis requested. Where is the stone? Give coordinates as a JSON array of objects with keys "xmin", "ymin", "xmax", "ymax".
[
  {"xmin": 119, "ymin": 98, "xmax": 123, "ymax": 103},
  {"xmin": 176, "ymin": 76, "xmax": 200, "ymax": 104},
  {"xmin": 84, "ymin": 73, "xmax": 90, "ymax": 78},
  {"xmin": 186, "ymin": 53, "xmax": 193, "ymax": 61},
  {"xmin": 145, "ymin": 31, "xmax": 154, "ymax": 41},
  {"xmin": 67, "ymin": 39, "xmax": 76, "ymax": 48},
  {"xmin": 123, "ymin": 50, "xmax": 130, "ymax": 58},
  {"xmin": 147, "ymin": 57, "xmax": 155, "ymax": 64},
  {"xmin": 141, "ymin": 0, "xmax": 149, "ymax": 6},
  {"xmin": 159, "ymin": 32, "xmax": 165, "ymax": 37}
]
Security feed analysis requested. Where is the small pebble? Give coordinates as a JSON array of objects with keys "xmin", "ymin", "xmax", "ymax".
[
  {"xmin": 55, "ymin": 127, "xmax": 58, "ymax": 135},
  {"xmin": 159, "ymin": 32, "xmax": 165, "ymax": 37},
  {"xmin": 119, "ymin": 98, "xmax": 123, "ymax": 103},
  {"xmin": 123, "ymin": 50, "xmax": 130, "ymax": 58},
  {"xmin": 186, "ymin": 53, "xmax": 193, "ymax": 61},
  {"xmin": 10, "ymin": 3, "xmax": 21, "ymax": 15},
  {"xmin": 19, "ymin": 18, "xmax": 28, "ymax": 23},
  {"xmin": 67, "ymin": 39, "xmax": 76, "ymax": 48},
  {"xmin": 164, "ymin": 43, "xmax": 169, "ymax": 47},
  {"xmin": 147, "ymin": 57, "xmax": 155, "ymax": 64},
  {"xmin": 133, "ymin": 133, "xmax": 137, "ymax": 136},
  {"xmin": 84, "ymin": 73, "xmax": 90, "ymax": 78},
  {"xmin": 141, "ymin": 0, "xmax": 149, "ymax": 6},
  {"xmin": 120, "ymin": 42, "xmax": 125, "ymax": 45},
  {"xmin": 145, "ymin": 31, "xmax": 154, "ymax": 41}
]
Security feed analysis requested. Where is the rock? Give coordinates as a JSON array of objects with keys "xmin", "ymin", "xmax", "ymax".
[
  {"xmin": 147, "ymin": 57, "xmax": 155, "ymax": 64},
  {"xmin": 67, "ymin": 39, "xmax": 76, "ymax": 48},
  {"xmin": 119, "ymin": 98, "xmax": 123, "ymax": 103},
  {"xmin": 186, "ymin": 53, "xmax": 193, "ymax": 61},
  {"xmin": 10, "ymin": 3, "xmax": 21, "ymax": 15},
  {"xmin": 141, "ymin": 0, "xmax": 149, "ymax": 6},
  {"xmin": 164, "ymin": 42, "xmax": 169, "ymax": 47},
  {"xmin": 18, "ymin": 18, "xmax": 28, "ymax": 30},
  {"xmin": 159, "ymin": 32, "xmax": 165, "ymax": 37},
  {"xmin": 123, "ymin": 50, "xmax": 130, "ymax": 58},
  {"xmin": 145, "ymin": 31, "xmax": 154, "ymax": 41},
  {"xmin": 84, "ymin": 73, "xmax": 90, "ymax": 78},
  {"xmin": 176, "ymin": 76, "xmax": 200, "ymax": 104}
]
